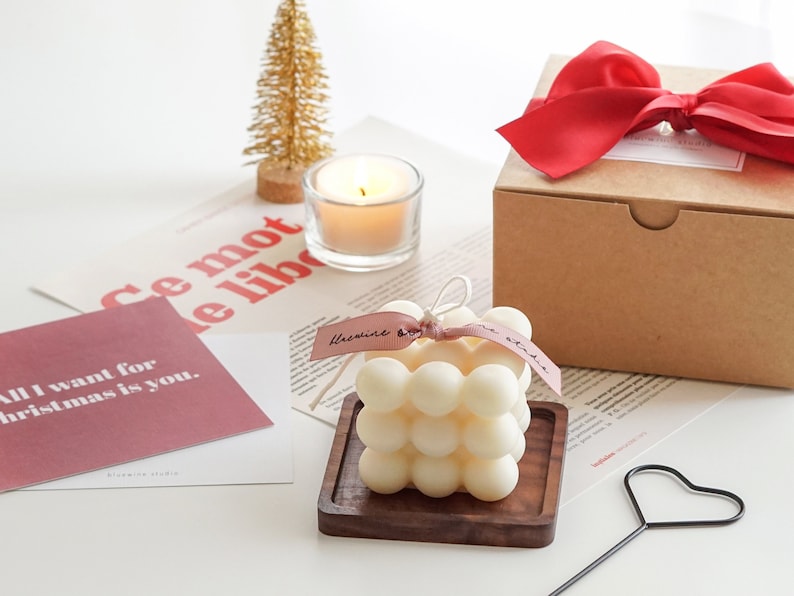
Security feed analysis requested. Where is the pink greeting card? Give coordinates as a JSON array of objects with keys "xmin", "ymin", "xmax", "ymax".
[{"xmin": 0, "ymin": 298, "xmax": 273, "ymax": 491}]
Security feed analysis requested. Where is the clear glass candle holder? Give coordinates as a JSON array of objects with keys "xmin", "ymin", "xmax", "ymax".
[{"xmin": 303, "ymin": 154, "xmax": 423, "ymax": 272}]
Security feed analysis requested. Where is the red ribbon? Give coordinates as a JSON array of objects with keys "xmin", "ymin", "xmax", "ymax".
[{"xmin": 497, "ymin": 41, "xmax": 794, "ymax": 179}]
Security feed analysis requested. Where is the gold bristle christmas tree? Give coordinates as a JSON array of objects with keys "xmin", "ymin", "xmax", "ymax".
[{"xmin": 244, "ymin": 0, "xmax": 333, "ymax": 203}]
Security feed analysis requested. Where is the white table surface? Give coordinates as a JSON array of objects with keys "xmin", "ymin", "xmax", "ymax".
[{"xmin": 2, "ymin": 2, "xmax": 793, "ymax": 594}]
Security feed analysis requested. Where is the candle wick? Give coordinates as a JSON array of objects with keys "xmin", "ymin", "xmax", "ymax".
[{"xmin": 359, "ymin": 187, "xmax": 367, "ymax": 197}]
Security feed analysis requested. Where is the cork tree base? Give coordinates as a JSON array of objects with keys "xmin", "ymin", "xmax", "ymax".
[{"xmin": 256, "ymin": 163, "xmax": 305, "ymax": 203}]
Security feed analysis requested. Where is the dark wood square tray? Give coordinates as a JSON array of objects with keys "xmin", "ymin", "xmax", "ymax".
[{"xmin": 317, "ymin": 393, "xmax": 568, "ymax": 548}]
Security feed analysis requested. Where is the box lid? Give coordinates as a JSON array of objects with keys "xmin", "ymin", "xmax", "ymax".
[{"xmin": 495, "ymin": 55, "xmax": 794, "ymax": 226}]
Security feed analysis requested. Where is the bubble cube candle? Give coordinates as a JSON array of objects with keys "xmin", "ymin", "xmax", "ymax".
[{"xmin": 355, "ymin": 300, "xmax": 534, "ymax": 502}]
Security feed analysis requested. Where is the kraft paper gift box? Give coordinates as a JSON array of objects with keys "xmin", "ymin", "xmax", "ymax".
[{"xmin": 493, "ymin": 47, "xmax": 794, "ymax": 388}]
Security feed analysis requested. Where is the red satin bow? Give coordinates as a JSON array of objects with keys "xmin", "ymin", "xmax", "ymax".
[{"xmin": 497, "ymin": 41, "xmax": 794, "ymax": 179}]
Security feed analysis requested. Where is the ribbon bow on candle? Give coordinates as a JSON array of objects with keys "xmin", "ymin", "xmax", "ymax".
[
  {"xmin": 497, "ymin": 40, "xmax": 794, "ymax": 179},
  {"xmin": 307, "ymin": 276, "xmax": 562, "ymax": 410}
]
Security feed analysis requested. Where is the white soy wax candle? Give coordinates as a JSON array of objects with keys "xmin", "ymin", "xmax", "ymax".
[{"xmin": 355, "ymin": 301, "xmax": 534, "ymax": 502}]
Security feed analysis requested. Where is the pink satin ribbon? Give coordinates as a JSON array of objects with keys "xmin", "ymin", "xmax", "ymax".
[
  {"xmin": 497, "ymin": 40, "xmax": 794, "ymax": 178},
  {"xmin": 310, "ymin": 311, "xmax": 562, "ymax": 396}
]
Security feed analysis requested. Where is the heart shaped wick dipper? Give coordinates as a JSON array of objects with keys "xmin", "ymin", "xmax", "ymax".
[
  {"xmin": 550, "ymin": 464, "xmax": 745, "ymax": 595},
  {"xmin": 624, "ymin": 464, "xmax": 745, "ymax": 529}
]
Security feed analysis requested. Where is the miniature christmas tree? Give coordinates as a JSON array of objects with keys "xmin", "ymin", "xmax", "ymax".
[{"xmin": 244, "ymin": 0, "xmax": 333, "ymax": 203}]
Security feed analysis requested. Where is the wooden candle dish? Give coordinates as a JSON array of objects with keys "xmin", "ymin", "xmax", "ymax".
[{"xmin": 318, "ymin": 393, "xmax": 568, "ymax": 548}]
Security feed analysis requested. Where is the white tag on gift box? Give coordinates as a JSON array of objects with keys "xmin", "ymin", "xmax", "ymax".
[{"xmin": 603, "ymin": 121, "xmax": 746, "ymax": 171}]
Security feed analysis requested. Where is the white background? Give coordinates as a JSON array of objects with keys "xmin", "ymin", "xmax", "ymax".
[{"xmin": 2, "ymin": 2, "xmax": 793, "ymax": 595}]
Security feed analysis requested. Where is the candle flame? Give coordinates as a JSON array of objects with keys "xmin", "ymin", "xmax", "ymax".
[{"xmin": 353, "ymin": 157, "xmax": 369, "ymax": 198}]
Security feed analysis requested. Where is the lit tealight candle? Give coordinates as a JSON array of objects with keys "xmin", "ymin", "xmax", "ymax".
[
  {"xmin": 315, "ymin": 155, "xmax": 411, "ymax": 204},
  {"xmin": 303, "ymin": 154, "xmax": 423, "ymax": 272}
]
